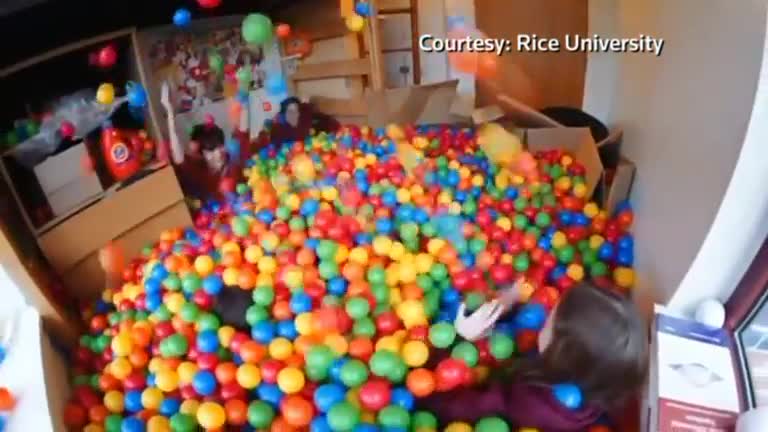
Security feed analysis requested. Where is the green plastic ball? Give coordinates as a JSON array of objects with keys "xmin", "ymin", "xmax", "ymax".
[
  {"xmin": 428, "ymin": 322, "xmax": 456, "ymax": 348},
  {"xmin": 489, "ymin": 333, "xmax": 516, "ymax": 360},
  {"xmin": 247, "ymin": 401, "xmax": 275, "ymax": 428},
  {"xmin": 340, "ymin": 359, "xmax": 369, "ymax": 387},
  {"xmin": 451, "ymin": 341, "xmax": 480, "ymax": 367}
]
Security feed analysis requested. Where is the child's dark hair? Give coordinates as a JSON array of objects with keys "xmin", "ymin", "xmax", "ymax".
[
  {"xmin": 190, "ymin": 123, "xmax": 225, "ymax": 152},
  {"xmin": 516, "ymin": 282, "xmax": 648, "ymax": 410},
  {"xmin": 279, "ymin": 97, "xmax": 301, "ymax": 115}
]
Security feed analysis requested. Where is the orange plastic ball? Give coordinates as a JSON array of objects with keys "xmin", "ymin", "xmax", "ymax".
[
  {"xmin": 225, "ymin": 399, "xmax": 249, "ymax": 426},
  {"xmin": 239, "ymin": 341, "xmax": 267, "ymax": 364},
  {"xmin": 406, "ymin": 368, "xmax": 436, "ymax": 397},
  {"xmin": 280, "ymin": 396, "xmax": 314, "ymax": 427}
]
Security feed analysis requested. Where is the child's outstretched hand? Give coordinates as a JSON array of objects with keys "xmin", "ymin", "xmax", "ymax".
[{"xmin": 454, "ymin": 301, "xmax": 504, "ymax": 341}]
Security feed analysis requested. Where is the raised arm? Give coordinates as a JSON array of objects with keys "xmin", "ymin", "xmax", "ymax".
[{"xmin": 161, "ymin": 81, "xmax": 185, "ymax": 165}]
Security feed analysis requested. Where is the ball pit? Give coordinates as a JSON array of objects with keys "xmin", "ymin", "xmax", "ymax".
[{"xmin": 66, "ymin": 123, "xmax": 634, "ymax": 431}]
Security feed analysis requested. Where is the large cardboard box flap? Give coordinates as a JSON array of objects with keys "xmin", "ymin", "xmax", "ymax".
[
  {"xmin": 38, "ymin": 165, "xmax": 187, "ymax": 273},
  {"xmin": 366, "ymin": 80, "xmax": 466, "ymax": 127}
]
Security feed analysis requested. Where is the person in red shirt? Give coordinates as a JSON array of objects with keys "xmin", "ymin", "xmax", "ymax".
[
  {"xmin": 160, "ymin": 82, "xmax": 251, "ymax": 203},
  {"xmin": 265, "ymin": 96, "xmax": 340, "ymax": 146}
]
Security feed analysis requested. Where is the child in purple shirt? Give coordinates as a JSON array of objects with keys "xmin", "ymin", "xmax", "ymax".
[{"xmin": 419, "ymin": 282, "xmax": 648, "ymax": 431}]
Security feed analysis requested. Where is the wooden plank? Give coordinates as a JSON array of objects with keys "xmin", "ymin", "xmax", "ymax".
[
  {"xmin": 343, "ymin": 34, "xmax": 365, "ymax": 97},
  {"xmin": 292, "ymin": 59, "xmax": 372, "ymax": 81},
  {"xmin": 0, "ymin": 28, "xmax": 135, "ymax": 78},
  {"xmin": 367, "ymin": 0, "xmax": 387, "ymax": 90},
  {"xmin": 340, "ymin": 0, "xmax": 355, "ymax": 17},
  {"xmin": 379, "ymin": 0, "xmax": 412, "ymax": 11},
  {"xmin": 410, "ymin": 0, "xmax": 421, "ymax": 84},
  {"xmin": 310, "ymin": 96, "xmax": 368, "ymax": 117}
]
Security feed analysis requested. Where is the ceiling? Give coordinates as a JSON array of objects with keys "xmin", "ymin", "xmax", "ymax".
[{"xmin": 0, "ymin": 0, "xmax": 294, "ymax": 69}]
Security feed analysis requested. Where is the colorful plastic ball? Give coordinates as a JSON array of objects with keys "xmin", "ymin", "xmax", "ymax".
[
  {"xmin": 377, "ymin": 405, "xmax": 410, "ymax": 429},
  {"xmin": 613, "ymin": 267, "xmax": 635, "ymax": 288},
  {"xmin": 390, "ymin": 387, "xmax": 414, "ymax": 410},
  {"xmin": 192, "ymin": 370, "xmax": 217, "ymax": 396},
  {"xmin": 552, "ymin": 383, "xmax": 583, "ymax": 410},
  {"xmin": 327, "ymin": 402, "xmax": 361, "ymax": 431},
  {"xmin": 340, "ymin": 359, "xmax": 369, "ymax": 387},
  {"xmin": 241, "ymin": 13, "xmax": 274, "ymax": 44},
  {"xmin": 314, "ymin": 384, "xmax": 347, "ymax": 412},
  {"xmin": 401, "ymin": 340, "xmax": 429, "ymax": 367},
  {"xmin": 198, "ymin": 0, "xmax": 221, "ymax": 8},
  {"xmin": 354, "ymin": 1, "xmax": 371, "ymax": 16},
  {"xmin": 488, "ymin": 333, "xmax": 516, "ymax": 360},
  {"xmin": 236, "ymin": 364, "xmax": 262, "ymax": 389},
  {"xmin": 428, "ymin": 322, "xmax": 456, "ymax": 348},
  {"xmin": 196, "ymin": 401, "xmax": 226, "ymax": 429},
  {"xmin": 97, "ymin": 83, "xmax": 116, "ymax": 105},
  {"xmin": 515, "ymin": 303, "xmax": 547, "ymax": 330},
  {"xmin": 451, "ymin": 341, "xmax": 479, "ymax": 367},
  {"xmin": 173, "ymin": 8, "xmax": 192, "ymax": 27},
  {"xmin": 358, "ymin": 380, "xmax": 391, "ymax": 411},
  {"xmin": 121, "ymin": 416, "xmax": 145, "ymax": 432},
  {"xmin": 475, "ymin": 417, "xmax": 511, "ymax": 432},
  {"xmin": 277, "ymin": 367, "xmax": 306, "ymax": 394},
  {"xmin": 346, "ymin": 13, "xmax": 365, "ymax": 32}
]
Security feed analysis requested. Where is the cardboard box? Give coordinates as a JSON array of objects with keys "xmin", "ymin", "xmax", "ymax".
[
  {"xmin": 37, "ymin": 164, "xmax": 192, "ymax": 300},
  {"xmin": 32, "ymin": 143, "xmax": 104, "ymax": 217},
  {"xmin": 644, "ymin": 305, "xmax": 742, "ymax": 431},
  {"xmin": 472, "ymin": 97, "xmax": 635, "ymax": 214}
]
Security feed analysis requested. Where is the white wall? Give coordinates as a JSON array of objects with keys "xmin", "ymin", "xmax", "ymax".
[
  {"xmin": 0, "ymin": 266, "xmax": 28, "ymax": 316},
  {"xmin": 584, "ymin": 0, "xmax": 768, "ymax": 315}
]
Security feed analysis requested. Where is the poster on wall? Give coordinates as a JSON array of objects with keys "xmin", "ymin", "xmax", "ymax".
[{"xmin": 139, "ymin": 17, "xmax": 286, "ymax": 139}]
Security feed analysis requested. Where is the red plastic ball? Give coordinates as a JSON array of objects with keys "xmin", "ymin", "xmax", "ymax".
[
  {"xmin": 197, "ymin": 0, "xmax": 222, "ymax": 8},
  {"xmin": 358, "ymin": 380, "xmax": 392, "ymax": 411}
]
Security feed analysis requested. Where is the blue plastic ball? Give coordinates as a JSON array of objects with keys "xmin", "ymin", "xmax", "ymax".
[
  {"xmin": 173, "ymin": 8, "xmax": 192, "ymax": 27},
  {"xmin": 124, "ymin": 390, "xmax": 143, "ymax": 413},
  {"xmin": 597, "ymin": 243, "xmax": 615, "ymax": 261},
  {"xmin": 390, "ymin": 387, "xmax": 414, "ymax": 410},
  {"xmin": 277, "ymin": 320, "xmax": 298, "ymax": 340},
  {"xmin": 328, "ymin": 278, "xmax": 349, "ymax": 296},
  {"xmin": 251, "ymin": 320, "xmax": 276, "ymax": 344},
  {"xmin": 150, "ymin": 264, "xmax": 168, "ymax": 281},
  {"xmin": 290, "ymin": 292, "xmax": 313, "ymax": 314},
  {"xmin": 202, "ymin": 275, "xmax": 223, "ymax": 295},
  {"xmin": 618, "ymin": 235, "xmax": 634, "ymax": 251},
  {"xmin": 257, "ymin": 209, "xmax": 275, "ymax": 224},
  {"xmin": 354, "ymin": 1, "xmax": 371, "ymax": 16},
  {"xmin": 301, "ymin": 199, "xmax": 320, "ymax": 216},
  {"xmin": 515, "ymin": 303, "xmax": 547, "ymax": 330},
  {"xmin": 376, "ymin": 218, "xmax": 393, "ymax": 234},
  {"xmin": 159, "ymin": 398, "xmax": 181, "ymax": 416},
  {"xmin": 121, "ymin": 417, "xmax": 145, "ymax": 432},
  {"xmin": 314, "ymin": 383, "xmax": 347, "ymax": 412},
  {"xmin": 616, "ymin": 249, "xmax": 634, "ymax": 266},
  {"xmin": 381, "ymin": 191, "xmax": 398, "ymax": 207},
  {"xmin": 196, "ymin": 330, "xmax": 219, "ymax": 353},
  {"xmin": 311, "ymin": 416, "xmax": 333, "ymax": 432},
  {"xmin": 192, "ymin": 370, "xmax": 218, "ymax": 396},
  {"xmin": 328, "ymin": 358, "xmax": 348, "ymax": 383},
  {"xmin": 552, "ymin": 383, "xmax": 583, "ymax": 410},
  {"xmin": 256, "ymin": 383, "xmax": 284, "ymax": 407},
  {"xmin": 354, "ymin": 424, "xmax": 380, "ymax": 432},
  {"xmin": 265, "ymin": 75, "xmax": 289, "ymax": 96}
]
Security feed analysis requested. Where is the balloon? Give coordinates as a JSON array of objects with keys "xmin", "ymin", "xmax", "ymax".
[
  {"xmin": 242, "ymin": 14, "xmax": 274, "ymax": 45},
  {"xmin": 346, "ymin": 14, "xmax": 365, "ymax": 32},
  {"xmin": 265, "ymin": 75, "xmax": 288, "ymax": 96},
  {"xmin": 276, "ymin": 23, "xmax": 292, "ymax": 39},
  {"xmin": 173, "ymin": 8, "xmax": 192, "ymax": 27},
  {"xmin": 96, "ymin": 83, "xmax": 115, "ymax": 105}
]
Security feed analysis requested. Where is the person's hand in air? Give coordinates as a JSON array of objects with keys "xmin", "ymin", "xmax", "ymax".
[{"xmin": 454, "ymin": 301, "xmax": 504, "ymax": 341}]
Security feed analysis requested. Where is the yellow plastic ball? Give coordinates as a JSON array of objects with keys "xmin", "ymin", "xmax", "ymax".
[
  {"xmin": 110, "ymin": 358, "xmax": 132, "ymax": 380},
  {"xmin": 373, "ymin": 236, "xmax": 394, "ymax": 256},
  {"xmin": 500, "ymin": 253, "xmax": 514, "ymax": 265},
  {"xmin": 551, "ymin": 231, "xmax": 567, "ymax": 249},
  {"xmin": 283, "ymin": 268, "xmax": 304, "ymax": 289},
  {"xmin": 177, "ymin": 361, "xmax": 199, "ymax": 384},
  {"xmin": 589, "ymin": 234, "xmax": 605, "ymax": 250},
  {"xmin": 261, "ymin": 232, "xmax": 281, "ymax": 251},
  {"xmin": 401, "ymin": 340, "xmax": 429, "ymax": 367},
  {"xmin": 321, "ymin": 186, "xmax": 339, "ymax": 201},
  {"xmin": 397, "ymin": 300, "xmax": 427, "ymax": 329},
  {"xmin": 560, "ymin": 155, "xmax": 573, "ymax": 167},
  {"xmin": 277, "ymin": 367, "xmax": 305, "ymax": 394},
  {"xmin": 197, "ymin": 402, "xmax": 226, "ymax": 430},
  {"xmin": 496, "ymin": 217, "xmax": 512, "ymax": 232},
  {"xmin": 220, "ymin": 241, "xmax": 241, "ymax": 255},
  {"xmin": 244, "ymin": 245, "xmax": 264, "ymax": 264},
  {"xmin": 414, "ymin": 253, "xmax": 434, "ymax": 274},
  {"xmin": 566, "ymin": 264, "xmax": 585, "ymax": 281},
  {"xmin": 96, "ymin": 83, "xmax": 116, "ymax": 105},
  {"xmin": 349, "ymin": 247, "xmax": 369, "ymax": 265},
  {"xmin": 222, "ymin": 267, "xmax": 240, "ymax": 286},
  {"xmin": 269, "ymin": 338, "xmax": 294, "ymax": 360},
  {"xmin": 295, "ymin": 313, "xmax": 315, "ymax": 336},
  {"xmin": 218, "ymin": 326, "xmax": 236, "ymax": 348},
  {"xmin": 285, "ymin": 194, "xmax": 301, "ymax": 211},
  {"xmin": 179, "ymin": 399, "xmax": 200, "ymax": 416},
  {"xmin": 389, "ymin": 242, "xmax": 406, "ymax": 261},
  {"xmin": 495, "ymin": 173, "xmax": 509, "ymax": 189},
  {"xmin": 103, "ymin": 390, "xmax": 124, "ymax": 413},
  {"xmin": 257, "ymin": 256, "xmax": 277, "ymax": 274},
  {"xmin": 255, "ymin": 273, "xmax": 273, "ymax": 287},
  {"xmin": 147, "ymin": 416, "xmax": 171, "ymax": 432},
  {"xmin": 335, "ymin": 245, "xmax": 349, "ymax": 264},
  {"xmin": 324, "ymin": 333, "xmax": 349, "ymax": 355},
  {"xmin": 375, "ymin": 336, "xmax": 402, "ymax": 353},
  {"xmin": 555, "ymin": 176, "xmax": 572, "ymax": 191},
  {"xmin": 447, "ymin": 160, "xmax": 460, "ymax": 170},
  {"xmin": 354, "ymin": 157, "xmax": 367, "ymax": 169},
  {"xmin": 147, "ymin": 358, "xmax": 165, "ymax": 374},
  {"xmin": 84, "ymin": 424, "xmax": 105, "ymax": 432},
  {"xmin": 385, "ymin": 265, "xmax": 400, "ymax": 287},
  {"xmin": 613, "ymin": 267, "xmax": 635, "ymax": 288},
  {"xmin": 236, "ymin": 363, "xmax": 262, "ymax": 389},
  {"xmin": 111, "ymin": 333, "xmax": 133, "ymax": 357},
  {"xmin": 444, "ymin": 422, "xmax": 473, "ymax": 432},
  {"xmin": 437, "ymin": 192, "xmax": 452, "ymax": 205},
  {"xmin": 583, "ymin": 202, "xmax": 600, "ymax": 218},
  {"xmin": 141, "ymin": 387, "xmax": 164, "ymax": 410},
  {"xmin": 365, "ymin": 153, "xmax": 377, "ymax": 165},
  {"xmin": 448, "ymin": 202, "xmax": 462, "ymax": 215},
  {"xmin": 386, "ymin": 124, "xmax": 405, "ymax": 140},
  {"xmin": 155, "ymin": 369, "xmax": 179, "ymax": 392},
  {"xmin": 471, "ymin": 174, "xmax": 484, "ymax": 187},
  {"xmin": 396, "ymin": 188, "xmax": 412, "ymax": 203},
  {"xmin": 427, "ymin": 239, "xmax": 446, "ymax": 256}
]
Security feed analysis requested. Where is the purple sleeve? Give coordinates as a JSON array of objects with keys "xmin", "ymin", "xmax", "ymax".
[{"xmin": 418, "ymin": 382, "xmax": 602, "ymax": 431}]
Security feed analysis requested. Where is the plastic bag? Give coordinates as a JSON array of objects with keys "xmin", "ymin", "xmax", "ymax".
[{"xmin": 7, "ymin": 88, "xmax": 127, "ymax": 169}]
